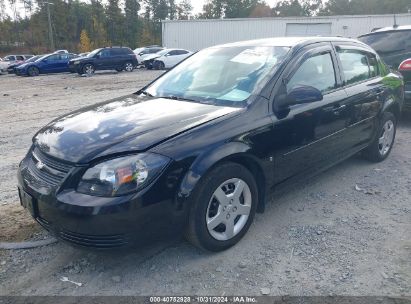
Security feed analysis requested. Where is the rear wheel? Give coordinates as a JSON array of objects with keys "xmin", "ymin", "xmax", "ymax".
[
  {"xmin": 185, "ymin": 162, "xmax": 258, "ymax": 251},
  {"xmin": 27, "ymin": 66, "xmax": 39, "ymax": 77},
  {"xmin": 363, "ymin": 112, "xmax": 396, "ymax": 162},
  {"xmin": 124, "ymin": 61, "xmax": 134, "ymax": 72},
  {"xmin": 82, "ymin": 64, "xmax": 95, "ymax": 75}
]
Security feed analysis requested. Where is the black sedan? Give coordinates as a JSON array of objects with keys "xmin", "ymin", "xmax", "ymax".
[{"xmin": 18, "ymin": 37, "xmax": 404, "ymax": 251}]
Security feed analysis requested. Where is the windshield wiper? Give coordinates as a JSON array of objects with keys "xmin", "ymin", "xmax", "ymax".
[
  {"xmin": 161, "ymin": 95, "xmax": 197, "ymax": 102},
  {"xmin": 137, "ymin": 89, "xmax": 154, "ymax": 97}
]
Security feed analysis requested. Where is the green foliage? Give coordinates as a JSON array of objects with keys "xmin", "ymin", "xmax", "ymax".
[{"xmin": 1, "ymin": 0, "xmax": 410, "ymax": 55}]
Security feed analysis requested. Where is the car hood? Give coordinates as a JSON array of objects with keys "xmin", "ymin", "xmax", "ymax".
[
  {"xmin": 34, "ymin": 94, "xmax": 241, "ymax": 163},
  {"xmin": 16, "ymin": 62, "xmax": 32, "ymax": 69},
  {"xmin": 142, "ymin": 54, "xmax": 161, "ymax": 61},
  {"xmin": 70, "ymin": 56, "xmax": 89, "ymax": 62}
]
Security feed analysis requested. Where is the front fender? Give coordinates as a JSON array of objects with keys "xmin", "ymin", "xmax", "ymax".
[{"xmin": 176, "ymin": 141, "xmax": 267, "ymax": 211}]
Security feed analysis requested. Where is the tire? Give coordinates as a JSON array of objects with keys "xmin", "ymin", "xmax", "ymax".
[
  {"xmin": 82, "ymin": 63, "xmax": 95, "ymax": 75},
  {"xmin": 27, "ymin": 66, "xmax": 39, "ymax": 77},
  {"xmin": 185, "ymin": 162, "xmax": 258, "ymax": 252},
  {"xmin": 124, "ymin": 61, "xmax": 134, "ymax": 72},
  {"xmin": 145, "ymin": 62, "xmax": 153, "ymax": 70},
  {"xmin": 115, "ymin": 67, "xmax": 123, "ymax": 72},
  {"xmin": 157, "ymin": 61, "xmax": 165, "ymax": 70},
  {"xmin": 363, "ymin": 111, "xmax": 397, "ymax": 162}
]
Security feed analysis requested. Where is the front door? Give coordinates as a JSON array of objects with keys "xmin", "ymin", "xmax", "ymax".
[{"xmin": 271, "ymin": 44, "xmax": 349, "ymax": 184}]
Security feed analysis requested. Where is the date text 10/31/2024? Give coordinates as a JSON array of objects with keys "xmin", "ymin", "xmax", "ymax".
[{"xmin": 149, "ymin": 296, "xmax": 258, "ymax": 303}]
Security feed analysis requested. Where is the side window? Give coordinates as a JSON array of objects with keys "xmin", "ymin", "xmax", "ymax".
[
  {"xmin": 100, "ymin": 49, "xmax": 111, "ymax": 57},
  {"xmin": 47, "ymin": 54, "xmax": 59, "ymax": 61},
  {"xmin": 368, "ymin": 54, "xmax": 379, "ymax": 77},
  {"xmin": 287, "ymin": 52, "xmax": 336, "ymax": 94},
  {"xmin": 5, "ymin": 56, "xmax": 15, "ymax": 61},
  {"xmin": 168, "ymin": 50, "xmax": 178, "ymax": 56},
  {"xmin": 16, "ymin": 55, "xmax": 24, "ymax": 61},
  {"xmin": 337, "ymin": 49, "xmax": 370, "ymax": 85},
  {"xmin": 60, "ymin": 54, "xmax": 69, "ymax": 60}
]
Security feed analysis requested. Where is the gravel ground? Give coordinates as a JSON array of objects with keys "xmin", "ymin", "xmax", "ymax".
[{"xmin": 0, "ymin": 71, "xmax": 410, "ymax": 296}]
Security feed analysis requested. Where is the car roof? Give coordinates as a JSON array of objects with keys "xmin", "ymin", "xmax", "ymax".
[
  {"xmin": 213, "ymin": 36, "xmax": 365, "ymax": 49},
  {"xmin": 359, "ymin": 25, "xmax": 411, "ymax": 37}
]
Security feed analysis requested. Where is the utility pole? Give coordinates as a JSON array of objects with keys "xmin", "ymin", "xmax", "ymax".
[{"xmin": 44, "ymin": 1, "xmax": 55, "ymax": 50}]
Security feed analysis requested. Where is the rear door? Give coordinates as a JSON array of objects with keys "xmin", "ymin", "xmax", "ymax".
[
  {"xmin": 333, "ymin": 44, "xmax": 384, "ymax": 151},
  {"xmin": 55, "ymin": 54, "xmax": 70, "ymax": 72},
  {"xmin": 271, "ymin": 43, "xmax": 350, "ymax": 184}
]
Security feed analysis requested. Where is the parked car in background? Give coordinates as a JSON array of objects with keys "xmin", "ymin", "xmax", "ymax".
[
  {"xmin": 18, "ymin": 37, "xmax": 403, "ymax": 251},
  {"xmin": 134, "ymin": 46, "xmax": 164, "ymax": 65},
  {"xmin": 54, "ymin": 50, "xmax": 69, "ymax": 54},
  {"xmin": 15, "ymin": 53, "xmax": 78, "ymax": 76},
  {"xmin": 79, "ymin": 52, "xmax": 89, "ymax": 57},
  {"xmin": 7, "ymin": 55, "xmax": 42, "ymax": 74},
  {"xmin": 359, "ymin": 25, "xmax": 411, "ymax": 110},
  {"xmin": 68, "ymin": 47, "xmax": 138, "ymax": 75},
  {"xmin": 0, "ymin": 54, "xmax": 34, "ymax": 73},
  {"xmin": 152, "ymin": 49, "xmax": 193, "ymax": 70}
]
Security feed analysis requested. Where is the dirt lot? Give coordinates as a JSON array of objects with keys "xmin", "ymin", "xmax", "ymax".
[{"xmin": 0, "ymin": 71, "xmax": 410, "ymax": 296}]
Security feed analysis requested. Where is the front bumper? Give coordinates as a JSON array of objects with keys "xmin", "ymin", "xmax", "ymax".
[
  {"xmin": 68, "ymin": 63, "xmax": 79, "ymax": 73},
  {"xmin": 15, "ymin": 68, "xmax": 26, "ymax": 76},
  {"xmin": 17, "ymin": 148, "xmax": 186, "ymax": 249}
]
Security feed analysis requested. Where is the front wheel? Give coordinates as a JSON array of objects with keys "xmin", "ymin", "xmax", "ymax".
[
  {"xmin": 27, "ymin": 66, "xmax": 39, "ymax": 77},
  {"xmin": 185, "ymin": 162, "xmax": 258, "ymax": 251},
  {"xmin": 82, "ymin": 64, "xmax": 95, "ymax": 75},
  {"xmin": 363, "ymin": 112, "xmax": 397, "ymax": 162},
  {"xmin": 157, "ymin": 61, "xmax": 165, "ymax": 70}
]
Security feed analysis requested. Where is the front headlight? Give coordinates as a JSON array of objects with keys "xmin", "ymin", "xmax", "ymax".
[{"xmin": 77, "ymin": 153, "xmax": 170, "ymax": 197}]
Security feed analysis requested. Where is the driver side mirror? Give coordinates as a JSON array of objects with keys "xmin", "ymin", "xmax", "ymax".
[{"xmin": 276, "ymin": 85, "xmax": 323, "ymax": 109}]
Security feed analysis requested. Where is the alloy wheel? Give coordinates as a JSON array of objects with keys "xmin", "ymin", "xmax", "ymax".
[
  {"xmin": 28, "ymin": 67, "xmax": 39, "ymax": 76},
  {"xmin": 206, "ymin": 178, "xmax": 252, "ymax": 241},
  {"xmin": 125, "ymin": 62, "xmax": 133, "ymax": 72},
  {"xmin": 84, "ymin": 64, "xmax": 95, "ymax": 75},
  {"xmin": 378, "ymin": 120, "xmax": 395, "ymax": 156}
]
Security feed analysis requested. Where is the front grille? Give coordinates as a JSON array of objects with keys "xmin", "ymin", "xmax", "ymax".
[
  {"xmin": 59, "ymin": 229, "xmax": 128, "ymax": 248},
  {"xmin": 27, "ymin": 147, "xmax": 73, "ymax": 187}
]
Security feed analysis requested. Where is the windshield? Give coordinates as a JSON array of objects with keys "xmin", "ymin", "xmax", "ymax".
[
  {"xmin": 27, "ymin": 56, "xmax": 40, "ymax": 63},
  {"xmin": 155, "ymin": 49, "xmax": 170, "ymax": 57},
  {"xmin": 145, "ymin": 46, "xmax": 290, "ymax": 107},
  {"xmin": 88, "ymin": 49, "xmax": 102, "ymax": 57}
]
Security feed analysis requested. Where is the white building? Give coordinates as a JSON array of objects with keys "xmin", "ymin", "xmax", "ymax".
[{"xmin": 162, "ymin": 13, "xmax": 411, "ymax": 51}]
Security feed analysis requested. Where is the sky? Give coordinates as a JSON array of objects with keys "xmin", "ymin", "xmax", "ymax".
[
  {"xmin": 191, "ymin": 0, "xmax": 280, "ymax": 14},
  {"xmin": 5, "ymin": 0, "xmax": 281, "ymax": 18}
]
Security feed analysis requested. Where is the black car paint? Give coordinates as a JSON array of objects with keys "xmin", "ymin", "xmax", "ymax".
[
  {"xmin": 18, "ymin": 38, "xmax": 404, "ymax": 248},
  {"xmin": 358, "ymin": 27, "xmax": 411, "ymax": 108}
]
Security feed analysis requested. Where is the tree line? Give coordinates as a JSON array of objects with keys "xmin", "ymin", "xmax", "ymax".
[{"xmin": 0, "ymin": 0, "xmax": 410, "ymax": 55}]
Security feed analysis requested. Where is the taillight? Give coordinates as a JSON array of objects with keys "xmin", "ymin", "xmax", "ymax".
[{"xmin": 399, "ymin": 59, "xmax": 411, "ymax": 71}]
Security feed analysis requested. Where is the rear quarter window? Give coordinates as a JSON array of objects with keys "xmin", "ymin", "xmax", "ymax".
[{"xmin": 337, "ymin": 49, "xmax": 371, "ymax": 85}]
